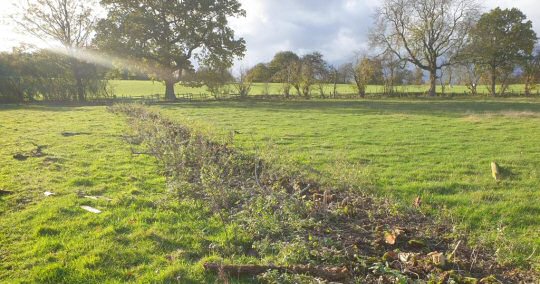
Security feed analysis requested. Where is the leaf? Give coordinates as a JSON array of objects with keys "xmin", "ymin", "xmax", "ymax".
[{"xmin": 384, "ymin": 231, "xmax": 397, "ymax": 245}]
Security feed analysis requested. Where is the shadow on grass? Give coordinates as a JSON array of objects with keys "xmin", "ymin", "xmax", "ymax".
[
  {"xmin": 157, "ymin": 99, "xmax": 540, "ymax": 117},
  {"xmin": 0, "ymin": 104, "xmax": 91, "ymax": 112}
]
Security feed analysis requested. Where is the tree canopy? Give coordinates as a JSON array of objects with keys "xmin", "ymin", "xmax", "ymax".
[
  {"xmin": 465, "ymin": 8, "xmax": 537, "ymax": 96},
  {"xmin": 95, "ymin": 0, "xmax": 246, "ymax": 99}
]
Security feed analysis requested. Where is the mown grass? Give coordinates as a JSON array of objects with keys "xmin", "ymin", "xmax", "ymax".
[
  {"xmin": 156, "ymin": 98, "xmax": 540, "ymax": 268},
  {"xmin": 0, "ymin": 106, "xmax": 249, "ymax": 283},
  {"xmin": 110, "ymin": 80, "xmax": 536, "ymax": 98},
  {"xmin": 2, "ymin": 98, "xmax": 540, "ymax": 281}
]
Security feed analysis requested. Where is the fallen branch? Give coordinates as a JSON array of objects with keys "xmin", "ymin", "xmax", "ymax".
[
  {"xmin": 130, "ymin": 148, "xmax": 153, "ymax": 156},
  {"xmin": 203, "ymin": 263, "xmax": 350, "ymax": 282}
]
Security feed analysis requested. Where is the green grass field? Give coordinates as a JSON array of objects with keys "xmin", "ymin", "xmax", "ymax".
[
  {"xmin": 0, "ymin": 106, "xmax": 242, "ymax": 283},
  {"xmin": 109, "ymin": 80, "xmax": 536, "ymax": 98},
  {"xmin": 155, "ymin": 99, "xmax": 540, "ymax": 266},
  {"xmin": 1, "ymin": 98, "xmax": 540, "ymax": 282}
]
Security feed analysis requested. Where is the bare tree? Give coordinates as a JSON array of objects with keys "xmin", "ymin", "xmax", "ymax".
[
  {"xmin": 523, "ymin": 48, "xmax": 540, "ymax": 96},
  {"xmin": 13, "ymin": 0, "xmax": 99, "ymax": 101},
  {"xmin": 329, "ymin": 65, "xmax": 339, "ymax": 98},
  {"xmin": 455, "ymin": 63, "xmax": 482, "ymax": 95},
  {"xmin": 379, "ymin": 52, "xmax": 402, "ymax": 95},
  {"xmin": 439, "ymin": 66, "xmax": 454, "ymax": 95},
  {"xmin": 371, "ymin": 0, "xmax": 479, "ymax": 96},
  {"xmin": 349, "ymin": 54, "xmax": 377, "ymax": 98},
  {"xmin": 234, "ymin": 67, "xmax": 253, "ymax": 98}
]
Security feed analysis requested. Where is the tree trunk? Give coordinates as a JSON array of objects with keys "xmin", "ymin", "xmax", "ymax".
[
  {"xmin": 490, "ymin": 66, "xmax": 497, "ymax": 97},
  {"xmin": 71, "ymin": 60, "xmax": 85, "ymax": 102},
  {"xmin": 165, "ymin": 80, "xmax": 176, "ymax": 100},
  {"xmin": 333, "ymin": 71, "xmax": 338, "ymax": 98},
  {"xmin": 525, "ymin": 76, "xmax": 531, "ymax": 96},
  {"xmin": 428, "ymin": 70, "xmax": 437, "ymax": 97},
  {"xmin": 76, "ymin": 74, "xmax": 85, "ymax": 102}
]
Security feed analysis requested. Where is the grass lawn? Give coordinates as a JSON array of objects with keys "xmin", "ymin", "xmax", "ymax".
[
  {"xmin": 1, "ymin": 98, "xmax": 540, "ymax": 282},
  {"xmin": 109, "ymin": 80, "xmax": 535, "ymax": 98},
  {"xmin": 0, "ymin": 106, "xmax": 239, "ymax": 283},
  {"xmin": 156, "ymin": 98, "xmax": 540, "ymax": 266}
]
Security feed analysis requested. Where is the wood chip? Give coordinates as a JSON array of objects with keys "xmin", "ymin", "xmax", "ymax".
[{"xmin": 81, "ymin": 206, "xmax": 102, "ymax": 214}]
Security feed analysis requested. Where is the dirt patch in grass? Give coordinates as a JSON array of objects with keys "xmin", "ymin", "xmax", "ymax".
[{"xmin": 12, "ymin": 143, "xmax": 48, "ymax": 161}]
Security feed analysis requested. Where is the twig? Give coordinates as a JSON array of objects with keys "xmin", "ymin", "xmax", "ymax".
[
  {"xmin": 525, "ymin": 247, "xmax": 537, "ymax": 261},
  {"xmin": 204, "ymin": 263, "xmax": 349, "ymax": 282},
  {"xmin": 450, "ymin": 240, "xmax": 462, "ymax": 260},
  {"xmin": 469, "ymin": 247, "xmax": 478, "ymax": 272},
  {"xmin": 249, "ymin": 134, "xmax": 266, "ymax": 191},
  {"xmin": 299, "ymin": 184, "xmax": 311, "ymax": 196}
]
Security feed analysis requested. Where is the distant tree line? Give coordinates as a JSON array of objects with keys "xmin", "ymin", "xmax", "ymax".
[
  {"xmin": 243, "ymin": 3, "xmax": 539, "ymax": 97},
  {"xmin": 1, "ymin": 0, "xmax": 539, "ymax": 103},
  {"xmin": 244, "ymin": 51, "xmax": 426, "ymax": 98}
]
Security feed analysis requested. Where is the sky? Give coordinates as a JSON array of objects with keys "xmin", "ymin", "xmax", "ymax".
[{"xmin": 1, "ymin": 0, "xmax": 539, "ymax": 68}]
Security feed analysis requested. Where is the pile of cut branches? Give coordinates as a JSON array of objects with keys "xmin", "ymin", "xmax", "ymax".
[{"xmin": 110, "ymin": 104, "xmax": 536, "ymax": 283}]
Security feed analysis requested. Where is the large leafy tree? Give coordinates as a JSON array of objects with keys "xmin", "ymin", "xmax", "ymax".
[
  {"xmin": 269, "ymin": 51, "xmax": 300, "ymax": 96},
  {"xmin": 465, "ymin": 8, "xmax": 537, "ymax": 96},
  {"xmin": 371, "ymin": 0, "xmax": 479, "ymax": 96},
  {"xmin": 298, "ymin": 52, "xmax": 329, "ymax": 97},
  {"xmin": 95, "ymin": 0, "xmax": 246, "ymax": 100},
  {"xmin": 269, "ymin": 51, "xmax": 300, "ymax": 83}
]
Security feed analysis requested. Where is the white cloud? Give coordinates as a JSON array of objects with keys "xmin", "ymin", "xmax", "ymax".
[{"xmin": 231, "ymin": 0, "xmax": 540, "ymax": 68}]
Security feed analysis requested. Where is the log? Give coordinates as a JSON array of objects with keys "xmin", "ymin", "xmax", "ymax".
[
  {"xmin": 491, "ymin": 162, "xmax": 500, "ymax": 181},
  {"xmin": 203, "ymin": 263, "xmax": 349, "ymax": 282}
]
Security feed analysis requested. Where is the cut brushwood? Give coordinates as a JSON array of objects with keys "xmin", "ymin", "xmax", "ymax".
[{"xmin": 203, "ymin": 263, "xmax": 349, "ymax": 282}]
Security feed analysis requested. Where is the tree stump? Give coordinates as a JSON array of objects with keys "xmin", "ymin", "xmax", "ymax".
[{"xmin": 491, "ymin": 162, "xmax": 500, "ymax": 181}]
